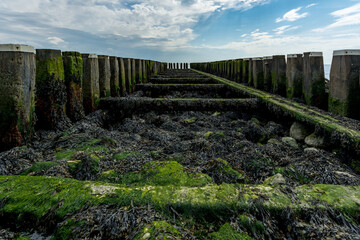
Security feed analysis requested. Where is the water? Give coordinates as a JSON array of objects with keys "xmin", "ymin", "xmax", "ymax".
[{"xmin": 324, "ymin": 64, "xmax": 330, "ymax": 80}]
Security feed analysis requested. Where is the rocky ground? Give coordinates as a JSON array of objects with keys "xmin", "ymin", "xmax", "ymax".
[{"xmin": 0, "ymin": 70, "xmax": 360, "ymax": 239}]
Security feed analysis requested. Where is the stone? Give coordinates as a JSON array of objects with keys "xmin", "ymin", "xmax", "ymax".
[
  {"xmin": 263, "ymin": 173, "xmax": 286, "ymax": 185},
  {"xmin": 290, "ymin": 122, "xmax": 311, "ymax": 141},
  {"xmin": 304, "ymin": 147, "xmax": 319, "ymax": 153},
  {"xmin": 281, "ymin": 137, "xmax": 299, "ymax": 148},
  {"xmin": 305, "ymin": 133, "xmax": 324, "ymax": 148}
]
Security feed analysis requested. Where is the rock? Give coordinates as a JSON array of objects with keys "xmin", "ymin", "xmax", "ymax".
[
  {"xmin": 142, "ymin": 232, "xmax": 151, "ymax": 239},
  {"xmin": 304, "ymin": 147, "xmax": 319, "ymax": 153},
  {"xmin": 305, "ymin": 133, "xmax": 324, "ymax": 148},
  {"xmin": 290, "ymin": 122, "xmax": 311, "ymax": 141},
  {"xmin": 281, "ymin": 137, "xmax": 299, "ymax": 148},
  {"xmin": 268, "ymin": 138, "xmax": 281, "ymax": 144},
  {"xmin": 263, "ymin": 173, "xmax": 286, "ymax": 185}
]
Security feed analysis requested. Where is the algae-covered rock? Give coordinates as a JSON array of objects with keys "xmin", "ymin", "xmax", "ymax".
[
  {"xmin": 135, "ymin": 221, "xmax": 182, "ymax": 240},
  {"xmin": 290, "ymin": 122, "xmax": 311, "ymax": 141},
  {"xmin": 209, "ymin": 223, "xmax": 253, "ymax": 240},
  {"xmin": 281, "ymin": 137, "xmax": 299, "ymax": 149},
  {"xmin": 263, "ymin": 173, "xmax": 286, "ymax": 185},
  {"xmin": 305, "ymin": 133, "xmax": 325, "ymax": 148}
]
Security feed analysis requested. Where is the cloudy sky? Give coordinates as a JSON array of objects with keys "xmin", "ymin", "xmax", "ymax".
[{"xmin": 0, "ymin": 0, "xmax": 359, "ymax": 64}]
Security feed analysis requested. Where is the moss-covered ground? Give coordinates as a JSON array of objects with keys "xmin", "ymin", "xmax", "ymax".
[{"xmin": 1, "ymin": 69, "xmax": 360, "ymax": 239}]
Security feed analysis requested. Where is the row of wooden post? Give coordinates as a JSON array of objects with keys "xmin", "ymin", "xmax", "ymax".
[
  {"xmin": 191, "ymin": 50, "xmax": 360, "ymax": 120},
  {"xmin": 0, "ymin": 44, "xmax": 167, "ymax": 150},
  {"xmin": 168, "ymin": 63, "xmax": 189, "ymax": 69}
]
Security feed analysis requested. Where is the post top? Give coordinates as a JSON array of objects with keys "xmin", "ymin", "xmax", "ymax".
[
  {"xmin": 0, "ymin": 44, "xmax": 34, "ymax": 53},
  {"xmin": 263, "ymin": 56, "xmax": 273, "ymax": 60},
  {"xmin": 287, "ymin": 54, "xmax": 302, "ymax": 58},
  {"xmin": 82, "ymin": 53, "xmax": 98, "ymax": 59},
  {"xmin": 98, "ymin": 55, "xmax": 109, "ymax": 59},
  {"xmin": 273, "ymin": 55, "xmax": 285, "ymax": 59},
  {"xmin": 243, "ymin": 58, "xmax": 252, "ymax": 61},
  {"xmin": 333, "ymin": 49, "xmax": 360, "ymax": 56},
  {"xmin": 252, "ymin": 57, "xmax": 263, "ymax": 61},
  {"xmin": 304, "ymin": 52, "xmax": 323, "ymax": 57}
]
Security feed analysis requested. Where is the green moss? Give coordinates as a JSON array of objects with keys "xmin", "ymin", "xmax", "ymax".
[
  {"xmin": 55, "ymin": 139, "xmax": 109, "ymax": 160},
  {"xmin": 184, "ymin": 117, "xmax": 196, "ymax": 124},
  {"xmin": 329, "ymin": 96, "xmax": 348, "ymax": 116},
  {"xmin": 14, "ymin": 237, "xmax": 31, "ymax": 240},
  {"xmin": 113, "ymin": 151, "xmax": 139, "ymax": 161},
  {"xmin": 210, "ymin": 223, "xmax": 253, "ymax": 240},
  {"xmin": 238, "ymin": 214, "xmax": 265, "ymax": 235},
  {"xmin": 214, "ymin": 158, "xmax": 246, "ymax": 183},
  {"xmin": 53, "ymin": 218, "xmax": 85, "ymax": 240},
  {"xmin": 135, "ymin": 220, "xmax": 182, "ymax": 240},
  {"xmin": 36, "ymin": 56, "xmax": 65, "ymax": 84},
  {"xmin": 204, "ymin": 131, "xmax": 213, "ymax": 138},
  {"xmin": 21, "ymin": 161, "xmax": 59, "ymax": 175}
]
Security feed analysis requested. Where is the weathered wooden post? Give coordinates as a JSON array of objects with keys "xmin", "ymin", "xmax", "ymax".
[
  {"xmin": 286, "ymin": 54, "xmax": 303, "ymax": 99},
  {"xmin": 98, "ymin": 55, "xmax": 111, "ymax": 98},
  {"xmin": 252, "ymin": 57, "xmax": 264, "ymax": 89},
  {"xmin": 131, "ymin": 59, "xmax": 136, "ymax": 92},
  {"xmin": 36, "ymin": 49, "xmax": 68, "ymax": 129},
  {"xmin": 63, "ymin": 51, "xmax": 85, "ymax": 121},
  {"xmin": 118, "ymin": 57, "xmax": 126, "ymax": 96},
  {"xmin": 0, "ymin": 44, "xmax": 36, "ymax": 150},
  {"xmin": 248, "ymin": 58, "xmax": 253, "ymax": 86},
  {"xmin": 135, "ymin": 59, "xmax": 143, "ymax": 84},
  {"xmin": 329, "ymin": 50, "xmax": 360, "ymax": 118},
  {"xmin": 142, "ymin": 59, "xmax": 147, "ymax": 83},
  {"xmin": 271, "ymin": 55, "xmax": 287, "ymax": 96},
  {"xmin": 242, "ymin": 58, "xmax": 250, "ymax": 83},
  {"xmin": 82, "ymin": 53, "xmax": 100, "ymax": 114},
  {"xmin": 303, "ymin": 52, "xmax": 326, "ymax": 108},
  {"xmin": 109, "ymin": 56, "xmax": 119, "ymax": 97},
  {"xmin": 262, "ymin": 56, "xmax": 273, "ymax": 91},
  {"xmin": 123, "ymin": 58, "xmax": 132, "ymax": 93}
]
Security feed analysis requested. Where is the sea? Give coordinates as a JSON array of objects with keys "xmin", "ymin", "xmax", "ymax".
[{"xmin": 324, "ymin": 64, "xmax": 331, "ymax": 80}]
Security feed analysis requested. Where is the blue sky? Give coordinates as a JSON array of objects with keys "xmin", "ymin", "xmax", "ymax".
[{"xmin": 0, "ymin": 0, "xmax": 359, "ymax": 64}]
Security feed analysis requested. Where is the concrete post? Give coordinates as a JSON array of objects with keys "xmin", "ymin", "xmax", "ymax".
[
  {"xmin": 109, "ymin": 56, "xmax": 119, "ymax": 97},
  {"xmin": 36, "ymin": 49, "xmax": 68, "ymax": 129},
  {"xmin": 263, "ymin": 56, "xmax": 273, "ymax": 91},
  {"xmin": 286, "ymin": 54, "xmax": 303, "ymax": 99},
  {"xmin": 0, "ymin": 44, "xmax": 36, "ymax": 150},
  {"xmin": 135, "ymin": 59, "xmax": 143, "ymax": 84},
  {"xmin": 118, "ymin": 57, "xmax": 126, "ymax": 96},
  {"xmin": 98, "ymin": 55, "xmax": 111, "ymax": 98},
  {"xmin": 123, "ymin": 58, "xmax": 132, "ymax": 93},
  {"xmin": 63, "ymin": 51, "xmax": 85, "ymax": 122},
  {"xmin": 82, "ymin": 54, "xmax": 100, "ymax": 114},
  {"xmin": 142, "ymin": 60, "xmax": 147, "ymax": 83},
  {"xmin": 252, "ymin": 57, "xmax": 264, "ymax": 89},
  {"xmin": 329, "ymin": 50, "xmax": 360, "ymax": 118},
  {"xmin": 271, "ymin": 55, "xmax": 287, "ymax": 96},
  {"xmin": 242, "ymin": 58, "xmax": 250, "ymax": 83},
  {"xmin": 303, "ymin": 52, "xmax": 326, "ymax": 108}
]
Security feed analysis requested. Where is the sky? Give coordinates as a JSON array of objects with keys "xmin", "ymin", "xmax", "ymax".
[{"xmin": 0, "ymin": 0, "xmax": 359, "ymax": 64}]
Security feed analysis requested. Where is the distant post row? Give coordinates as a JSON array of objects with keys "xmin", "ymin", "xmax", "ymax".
[
  {"xmin": 168, "ymin": 63, "xmax": 189, "ymax": 69},
  {"xmin": 0, "ymin": 44, "xmax": 167, "ymax": 150},
  {"xmin": 190, "ymin": 50, "xmax": 360, "ymax": 120}
]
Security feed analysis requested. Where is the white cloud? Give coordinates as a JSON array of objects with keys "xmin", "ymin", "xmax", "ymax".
[
  {"xmin": 276, "ymin": 7, "xmax": 308, "ymax": 23},
  {"xmin": 47, "ymin": 37, "xmax": 65, "ymax": 45},
  {"xmin": 306, "ymin": 3, "xmax": 317, "ymax": 8},
  {"xmin": 0, "ymin": 0, "xmax": 270, "ymax": 50},
  {"xmin": 313, "ymin": 3, "xmax": 360, "ymax": 32},
  {"xmin": 241, "ymin": 34, "xmax": 248, "ymax": 37},
  {"xmin": 273, "ymin": 25, "xmax": 299, "ymax": 34}
]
